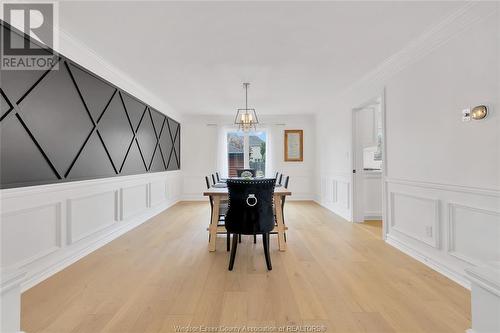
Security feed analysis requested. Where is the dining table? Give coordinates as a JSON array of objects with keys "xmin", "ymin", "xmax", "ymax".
[{"xmin": 203, "ymin": 185, "xmax": 292, "ymax": 252}]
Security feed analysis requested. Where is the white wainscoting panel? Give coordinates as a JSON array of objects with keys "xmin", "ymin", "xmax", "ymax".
[
  {"xmin": 67, "ymin": 191, "xmax": 118, "ymax": 244},
  {"xmin": 120, "ymin": 184, "xmax": 149, "ymax": 220},
  {"xmin": 0, "ymin": 170, "xmax": 181, "ymax": 291},
  {"xmin": 1, "ymin": 203, "xmax": 61, "ymax": 269},
  {"xmin": 386, "ymin": 178, "xmax": 500, "ymax": 289},
  {"xmin": 448, "ymin": 203, "xmax": 500, "ymax": 266},
  {"xmin": 150, "ymin": 179, "xmax": 168, "ymax": 207},
  {"xmin": 390, "ymin": 191, "xmax": 440, "ymax": 248},
  {"xmin": 336, "ymin": 180, "xmax": 351, "ymax": 210},
  {"xmin": 320, "ymin": 177, "xmax": 334, "ymax": 204},
  {"xmin": 317, "ymin": 173, "xmax": 352, "ymax": 221}
]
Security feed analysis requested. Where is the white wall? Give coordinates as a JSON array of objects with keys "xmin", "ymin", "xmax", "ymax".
[
  {"xmin": 316, "ymin": 2, "xmax": 500, "ymax": 287},
  {"xmin": 182, "ymin": 114, "xmax": 316, "ymax": 200}
]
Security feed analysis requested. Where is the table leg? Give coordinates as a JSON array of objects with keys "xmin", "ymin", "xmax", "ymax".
[
  {"xmin": 209, "ymin": 196, "xmax": 220, "ymax": 252},
  {"xmin": 275, "ymin": 194, "xmax": 287, "ymax": 251}
]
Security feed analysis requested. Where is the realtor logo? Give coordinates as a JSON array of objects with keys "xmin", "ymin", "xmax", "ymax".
[{"xmin": 1, "ymin": 1, "xmax": 58, "ymax": 70}]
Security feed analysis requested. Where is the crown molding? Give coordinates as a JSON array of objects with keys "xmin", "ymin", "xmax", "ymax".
[
  {"xmin": 332, "ymin": 1, "xmax": 498, "ymax": 102},
  {"xmin": 57, "ymin": 28, "xmax": 180, "ymax": 122}
]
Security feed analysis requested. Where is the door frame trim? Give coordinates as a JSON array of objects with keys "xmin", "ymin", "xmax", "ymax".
[{"xmin": 350, "ymin": 89, "xmax": 388, "ymax": 239}]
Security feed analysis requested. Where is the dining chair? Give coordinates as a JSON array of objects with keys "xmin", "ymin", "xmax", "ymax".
[
  {"xmin": 225, "ymin": 179, "xmax": 276, "ymax": 270},
  {"xmin": 216, "ymin": 172, "xmax": 227, "ymax": 183},
  {"xmin": 211, "ymin": 174, "xmax": 217, "ymax": 186},
  {"xmin": 205, "ymin": 176, "xmax": 230, "ymax": 251},
  {"xmin": 205, "ymin": 176, "xmax": 211, "ymax": 190},
  {"xmin": 282, "ymin": 176, "xmax": 290, "ymax": 242},
  {"xmin": 284, "ymin": 175, "xmax": 289, "ymax": 189}
]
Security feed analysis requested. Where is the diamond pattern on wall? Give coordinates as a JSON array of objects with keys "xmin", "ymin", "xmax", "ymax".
[
  {"xmin": 136, "ymin": 108, "xmax": 158, "ymax": 169},
  {"xmin": 167, "ymin": 118, "xmax": 181, "ymax": 169},
  {"xmin": 0, "ymin": 115, "xmax": 59, "ymax": 186},
  {"xmin": 68, "ymin": 63, "xmax": 116, "ymax": 122},
  {"xmin": 121, "ymin": 140, "xmax": 147, "ymax": 175},
  {"xmin": 0, "ymin": 23, "xmax": 180, "ymax": 189},
  {"xmin": 96, "ymin": 92, "xmax": 134, "ymax": 171},
  {"xmin": 66, "ymin": 132, "xmax": 116, "ymax": 180},
  {"xmin": 0, "ymin": 89, "xmax": 13, "ymax": 120},
  {"xmin": 16, "ymin": 62, "xmax": 94, "ymax": 177},
  {"xmin": 121, "ymin": 92, "xmax": 146, "ymax": 131}
]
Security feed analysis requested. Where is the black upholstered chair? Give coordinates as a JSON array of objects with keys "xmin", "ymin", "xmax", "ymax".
[
  {"xmin": 236, "ymin": 169, "xmax": 256, "ymax": 177},
  {"xmin": 275, "ymin": 173, "xmax": 282, "ymax": 187},
  {"xmin": 225, "ymin": 179, "xmax": 276, "ymax": 270},
  {"xmin": 283, "ymin": 175, "xmax": 289, "ymax": 189},
  {"xmin": 205, "ymin": 176, "xmax": 230, "ymax": 251}
]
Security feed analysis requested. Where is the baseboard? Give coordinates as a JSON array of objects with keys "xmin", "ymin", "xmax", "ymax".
[
  {"xmin": 364, "ymin": 214, "xmax": 382, "ymax": 220},
  {"xmin": 181, "ymin": 194, "xmax": 206, "ymax": 201},
  {"xmin": 314, "ymin": 200, "xmax": 352, "ymax": 222},
  {"xmin": 386, "ymin": 234, "xmax": 470, "ymax": 289},
  {"xmin": 21, "ymin": 199, "xmax": 179, "ymax": 292}
]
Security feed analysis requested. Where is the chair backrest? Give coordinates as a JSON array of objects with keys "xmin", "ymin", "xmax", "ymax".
[
  {"xmin": 211, "ymin": 174, "xmax": 216, "ymax": 185},
  {"xmin": 275, "ymin": 172, "xmax": 279, "ymax": 179},
  {"xmin": 237, "ymin": 169, "xmax": 256, "ymax": 177},
  {"xmin": 284, "ymin": 176, "xmax": 289, "ymax": 189},
  {"xmin": 278, "ymin": 173, "xmax": 283, "ymax": 185},
  {"xmin": 225, "ymin": 179, "xmax": 276, "ymax": 235},
  {"xmin": 216, "ymin": 172, "xmax": 220, "ymax": 182},
  {"xmin": 205, "ymin": 176, "xmax": 211, "ymax": 190}
]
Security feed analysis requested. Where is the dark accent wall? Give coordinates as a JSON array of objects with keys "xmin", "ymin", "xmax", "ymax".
[{"xmin": 0, "ymin": 23, "xmax": 180, "ymax": 189}]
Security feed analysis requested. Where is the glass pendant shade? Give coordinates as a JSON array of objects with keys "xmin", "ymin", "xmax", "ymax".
[
  {"xmin": 234, "ymin": 108, "xmax": 258, "ymax": 131},
  {"xmin": 234, "ymin": 83, "xmax": 259, "ymax": 131}
]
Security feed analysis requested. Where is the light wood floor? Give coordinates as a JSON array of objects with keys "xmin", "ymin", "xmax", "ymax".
[{"xmin": 21, "ymin": 201, "xmax": 470, "ymax": 333}]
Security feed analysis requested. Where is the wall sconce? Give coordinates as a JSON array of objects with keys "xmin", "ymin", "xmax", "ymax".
[
  {"xmin": 462, "ymin": 105, "xmax": 488, "ymax": 122},
  {"xmin": 471, "ymin": 105, "xmax": 488, "ymax": 120}
]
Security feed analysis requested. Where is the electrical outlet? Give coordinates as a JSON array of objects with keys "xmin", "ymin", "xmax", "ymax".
[{"xmin": 425, "ymin": 226, "xmax": 433, "ymax": 237}]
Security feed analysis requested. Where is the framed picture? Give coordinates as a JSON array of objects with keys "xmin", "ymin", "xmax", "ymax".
[{"xmin": 284, "ymin": 130, "xmax": 303, "ymax": 162}]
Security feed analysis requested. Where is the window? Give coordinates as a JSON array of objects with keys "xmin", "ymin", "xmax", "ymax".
[{"xmin": 227, "ymin": 131, "xmax": 266, "ymax": 177}]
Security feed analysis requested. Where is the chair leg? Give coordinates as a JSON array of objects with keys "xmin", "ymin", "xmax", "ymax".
[
  {"xmin": 226, "ymin": 232, "xmax": 230, "ymax": 252},
  {"xmin": 228, "ymin": 234, "xmax": 239, "ymax": 271},
  {"xmin": 254, "ymin": 234, "xmax": 257, "ymax": 244},
  {"xmin": 262, "ymin": 233, "xmax": 272, "ymax": 270},
  {"xmin": 238, "ymin": 234, "xmax": 242, "ymax": 243}
]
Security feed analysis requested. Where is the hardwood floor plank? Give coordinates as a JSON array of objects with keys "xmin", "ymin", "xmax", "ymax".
[{"xmin": 21, "ymin": 201, "xmax": 470, "ymax": 333}]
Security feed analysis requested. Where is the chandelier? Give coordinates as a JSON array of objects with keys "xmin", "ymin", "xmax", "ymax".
[{"xmin": 234, "ymin": 82, "xmax": 259, "ymax": 131}]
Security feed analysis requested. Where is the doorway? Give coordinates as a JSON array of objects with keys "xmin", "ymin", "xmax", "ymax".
[{"xmin": 351, "ymin": 94, "xmax": 387, "ymax": 238}]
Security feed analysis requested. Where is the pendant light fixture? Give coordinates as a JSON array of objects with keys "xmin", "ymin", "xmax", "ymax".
[{"xmin": 234, "ymin": 82, "xmax": 259, "ymax": 131}]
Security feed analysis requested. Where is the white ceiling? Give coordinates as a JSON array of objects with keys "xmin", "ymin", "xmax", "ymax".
[{"xmin": 59, "ymin": 1, "xmax": 464, "ymax": 115}]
